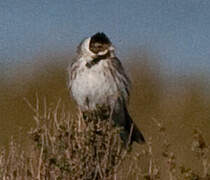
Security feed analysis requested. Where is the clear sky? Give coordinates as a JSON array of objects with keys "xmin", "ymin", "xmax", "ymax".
[{"xmin": 1, "ymin": 0, "xmax": 210, "ymax": 77}]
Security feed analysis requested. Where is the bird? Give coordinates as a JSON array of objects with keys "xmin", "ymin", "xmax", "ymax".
[{"xmin": 68, "ymin": 32, "xmax": 145, "ymax": 145}]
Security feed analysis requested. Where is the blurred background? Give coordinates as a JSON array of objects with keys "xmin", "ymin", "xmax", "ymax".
[{"xmin": 0, "ymin": 0, "xmax": 210, "ymax": 173}]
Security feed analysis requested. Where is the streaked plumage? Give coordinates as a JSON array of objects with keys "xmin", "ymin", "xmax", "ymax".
[{"xmin": 68, "ymin": 32, "xmax": 145, "ymax": 144}]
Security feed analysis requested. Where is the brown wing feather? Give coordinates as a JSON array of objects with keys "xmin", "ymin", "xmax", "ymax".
[{"xmin": 108, "ymin": 57, "xmax": 131, "ymax": 103}]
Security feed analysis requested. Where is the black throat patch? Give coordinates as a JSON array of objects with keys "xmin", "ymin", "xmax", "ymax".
[{"xmin": 86, "ymin": 52, "xmax": 110, "ymax": 68}]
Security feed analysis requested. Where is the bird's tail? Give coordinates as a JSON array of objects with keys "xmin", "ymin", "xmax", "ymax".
[{"xmin": 124, "ymin": 107, "xmax": 145, "ymax": 144}]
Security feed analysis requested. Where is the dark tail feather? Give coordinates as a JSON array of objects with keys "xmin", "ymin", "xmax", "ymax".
[
  {"xmin": 124, "ymin": 107, "xmax": 145, "ymax": 144},
  {"xmin": 131, "ymin": 123, "xmax": 145, "ymax": 144}
]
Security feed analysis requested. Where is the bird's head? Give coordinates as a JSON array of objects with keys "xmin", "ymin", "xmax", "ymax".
[{"xmin": 77, "ymin": 32, "xmax": 115, "ymax": 62}]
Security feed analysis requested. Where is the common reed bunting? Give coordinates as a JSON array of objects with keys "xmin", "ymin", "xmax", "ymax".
[{"xmin": 68, "ymin": 32, "xmax": 145, "ymax": 145}]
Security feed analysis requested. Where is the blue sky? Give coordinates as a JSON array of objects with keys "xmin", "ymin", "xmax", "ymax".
[{"xmin": 1, "ymin": 0, "xmax": 210, "ymax": 77}]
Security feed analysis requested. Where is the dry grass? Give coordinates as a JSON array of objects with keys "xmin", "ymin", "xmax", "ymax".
[
  {"xmin": 0, "ymin": 96, "xmax": 209, "ymax": 180},
  {"xmin": 0, "ymin": 53, "xmax": 210, "ymax": 179},
  {"xmin": 0, "ymin": 97, "xmax": 128, "ymax": 180}
]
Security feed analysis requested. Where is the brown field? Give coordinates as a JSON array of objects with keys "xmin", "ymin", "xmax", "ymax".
[{"xmin": 0, "ymin": 52, "xmax": 209, "ymax": 179}]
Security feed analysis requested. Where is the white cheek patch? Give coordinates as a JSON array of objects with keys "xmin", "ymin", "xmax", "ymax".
[
  {"xmin": 98, "ymin": 49, "xmax": 108, "ymax": 56},
  {"xmin": 83, "ymin": 38, "xmax": 90, "ymax": 50},
  {"xmin": 82, "ymin": 37, "xmax": 96, "ymax": 57}
]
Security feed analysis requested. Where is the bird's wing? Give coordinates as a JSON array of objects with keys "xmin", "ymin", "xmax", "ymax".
[{"xmin": 108, "ymin": 57, "xmax": 131, "ymax": 102}]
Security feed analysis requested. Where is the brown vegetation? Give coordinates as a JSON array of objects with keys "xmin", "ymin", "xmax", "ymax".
[{"xmin": 0, "ymin": 53, "xmax": 210, "ymax": 179}]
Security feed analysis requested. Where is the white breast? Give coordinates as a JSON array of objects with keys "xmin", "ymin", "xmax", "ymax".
[{"xmin": 71, "ymin": 59, "xmax": 118, "ymax": 110}]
